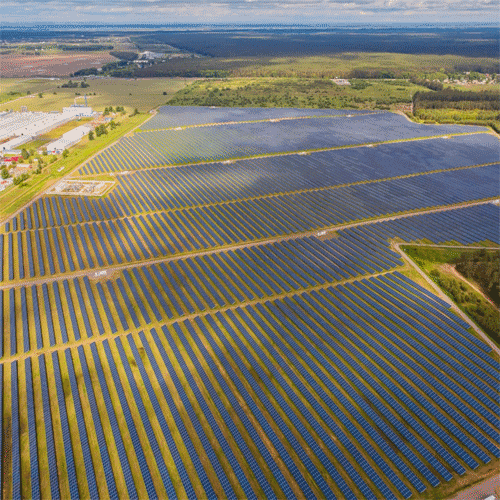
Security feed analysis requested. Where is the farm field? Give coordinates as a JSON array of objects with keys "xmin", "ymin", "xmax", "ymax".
[
  {"xmin": 0, "ymin": 106, "xmax": 499, "ymax": 500},
  {"xmin": 0, "ymin": 51, "xmax": 117, "ymax": 78}
]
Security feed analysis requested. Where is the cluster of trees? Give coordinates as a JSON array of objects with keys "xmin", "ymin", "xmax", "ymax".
[
  {"xmin": 109, "ymin": 51, "xmax": 138, "ymax": 61},
  {"xmin": 413, "ymin": 89, "xmax": 500, "ymax": 111},
  {"xmin": 12, "ymin": 173, "xmax": 29, "ymax": 185},
  {"xmin": 103, "ymin": 105, "xmax": 125, "ymax": 115},
  {"xmin": 94, "ymin": 124, "xmax": 108, "ymax": 137},
  {"xmin": 60, "ymin": 80, "xmax": 89, "ymax": 89},
  {"xmin": 409, "ymin": 77, "xmax": 444, "ymax": 91},
  {"xmin": 455, "ymin": 249, "xmax": 499, "ymax": 306},
  {"xmin": 429, "ymin": 267, "xmax": 499, "ymax": 342},
  {"xmin": 89, "ymin": 120, "xmax": 120, "ymax": 140},
  {"xmin": 58, "ymin": 44, "xmax": 113, "ymax": 51},
  {"xmin": 72, "ymin": 68, "xmax": 99, "ymax": 77}
]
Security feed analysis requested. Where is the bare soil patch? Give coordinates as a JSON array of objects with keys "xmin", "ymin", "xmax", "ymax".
[{"xmin": 0, "ymin": 52, "xmax": 116, "ymax": 77}]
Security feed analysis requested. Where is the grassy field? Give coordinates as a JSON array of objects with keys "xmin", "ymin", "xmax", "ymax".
[
  {"xmin": 1, "ymin": 77, "xmax": 191, "ymax": 114},
  {"xmin": 0, "ymin": 78, "xmax": 60, "ymax": 105},
  {"xmin": 167, "ymin": 77, "xmax": 428, "ymax": 110},
  {"xmin": 412, "ymin": 108, "xmax": 500, "ymax": 133}
]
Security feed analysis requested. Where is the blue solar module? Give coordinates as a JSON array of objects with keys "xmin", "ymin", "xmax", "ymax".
[
  {"xmin": 52, "ymin": 352, "xmax": 80, "ymax": 500},
  {"xmin": 163, "ymin": 263, "xmax": 199, "ymax": 313},
  {"xmin": 153, "ymin": 264, "xmax": 185, "ymax": 316},
  {"xmin": 63, "ymin": 280, "xmax": 81, "ymax": 341},
  {"xmin": 34, "ymin": 231, "xmax": 45, "ymax": 276},
  {"xmin": 108, "ymin": 220, "xmax": 132, "ymax": 262},
  {"xmin": 141, "ymin": 267, "xmax": 173, "ymax": 319},
  {"xmin": 105, "ymin": 281, "xmax": 129, "ymax": 331},
  {"xmin": 92, "ymin": 222, "xmax": 114, "ymax": 265},
  {"xmin": 88, "ymin": 344, "xmax": 138, "ymax": 499},
  {"xmin": 26, "ymin": 232, "xmax": 35, "ymax": 277},
  {"xmin": 152, "ymin": 327, "xmax": 240, "ymax": 500},
  {"xmin": 9, "ymin": 288, "xmax": 16, "ymax": 355},
  {"xmin": 112, "ymin": 219, "xmax": 141, "ymax": 261},
  {"xmin": 174, "ymin": 322, "xmax": 279, "ymax": 499},
  {"xmin": 175, "ymin": 321, "xmax": 297, "ymax": 499},
  {"xmin": 234, "ymin": 306, "xmax": 417, "ymax": 496},
  {"xmin": 52, "ymin": 282, "xmax": 68, "ymax": 343},
  {"xmin": 60, "ymin": 229, "xmax": 75, "ymax": 272},
  {"xmin": 42, "ymin": 284, "xmax": 56, "ymax": 346},
  {"xmin": 43, "ymin": 229, "xmax": 56, "ymax": 275},
  {"xmin": 65, "ymin": 349, "xmax": 100, "ymax": 499},
  {"xmin": 51, "ymin": 228, "xmax": 65, "ymax": 273},
  {"xmin": 31, "ymin": 286, "xmax": 43, "ymax": 349},
  {"xmin": 101, "ymin": 222, "xmax": 123, "ymax": 264},
  {"xmin": 308, "ymin": 288, "xmax": 485, "ymax": 468},
  {"xmin": 126, "ymin": 335, "xmax": 197, "ymax": 499},
  {"xmin": 116, "ymin": 278, "xmax": 141, "ymax": 328},
  {"xmin": 85, "ymin": 225, "xmax": 105, "ymax": 267},
  {"xmin": 285, "ymin": 292, "xmax": 464, "ymax": 477},
  {"xmin": 138, "ymin": 330, "xmax": 218, "ymax": 500},
  {"xmin": 198, "ymin": 316, "xmax": 335, "ymax": 500},
  {"xmin": 8, "ymin": 233, "xmax": 14, "ymax": 280},
  {"xmin": 21, "ymin": 287, "xmax": 29, "ymax": 353},
  {"xmin": 123, "ymin": 218, "xmax": 150, "ymax": 259},
  {"xmin": 114, "ymin": 337, "xmax": 179, "ymax": 500},
  {"xmin": 131, "ymin": 268, "xmax": 162, "ymax": 321},
  {"xmin": 25, "ymin": 358, "xmax": 41, "ymax": 500},
  {"xmin": 77, "ymin": 225, "xmax": 95, "ymax": 268},
  {"xmin": 11, "ymin": 361, "xmax": 21, "ymax": 500},
  {"xmin": 141, "ymin": 105, "xmax": 370, "ymax": 130},
  {"xmin": 73, "ymin": 278, "xmax": 93, "ymax": 338},
  {"xmin": 123, "ymin": 270, "xmax": 152, "ymax": 324}
]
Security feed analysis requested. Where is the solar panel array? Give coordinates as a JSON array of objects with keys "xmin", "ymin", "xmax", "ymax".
[
  {"xmin": 0, "ymin": 167, "xmax": 498, "ymax": 284},
  {"xmin": 139, "ymin": 105, "xmax": 374, "ymax": 131},
  {"xmin": 79, "ymin": 113, "xmax": 488, "ymax": 174},
  {"xmin": 0, "ymin": 107, "xmax": 498, "ymax": 500}
]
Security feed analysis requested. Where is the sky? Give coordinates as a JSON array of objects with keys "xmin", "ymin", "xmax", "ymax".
[{"xmin": 1, "ymin": 0, "xmax": 498, "ymax": 25}]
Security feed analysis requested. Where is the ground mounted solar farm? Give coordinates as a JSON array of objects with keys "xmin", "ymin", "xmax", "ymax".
[{"xmin": 0, "ymin": 106, "xmax": 499, "ymax": 500}]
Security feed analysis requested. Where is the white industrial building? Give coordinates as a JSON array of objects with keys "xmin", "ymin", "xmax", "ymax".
[
  {"xmin": 0, "ymin": 106, "xmax": 95, "ymax": 152},
  {"xmin": 45, "ymin": 125, "xmax": 92, "ymax": 154}
]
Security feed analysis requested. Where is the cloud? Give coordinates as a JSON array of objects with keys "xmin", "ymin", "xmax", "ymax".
[{"xmin": 2, "ymin": 0, "xmax": 498, "ymax": 23}]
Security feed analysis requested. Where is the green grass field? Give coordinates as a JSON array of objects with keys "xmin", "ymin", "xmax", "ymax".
[
  {"xmin": 1, "ymin": 77, "xmax": 191, "ymax": 114},
  {"xmin": 168, "ymin": 77, "xmax": 427, "ymax": 109}
]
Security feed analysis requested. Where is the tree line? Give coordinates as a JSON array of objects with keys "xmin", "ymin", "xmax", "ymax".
[{"xmin": 413, "ymin": 89, "xmax": 500, "ymax": 111}]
